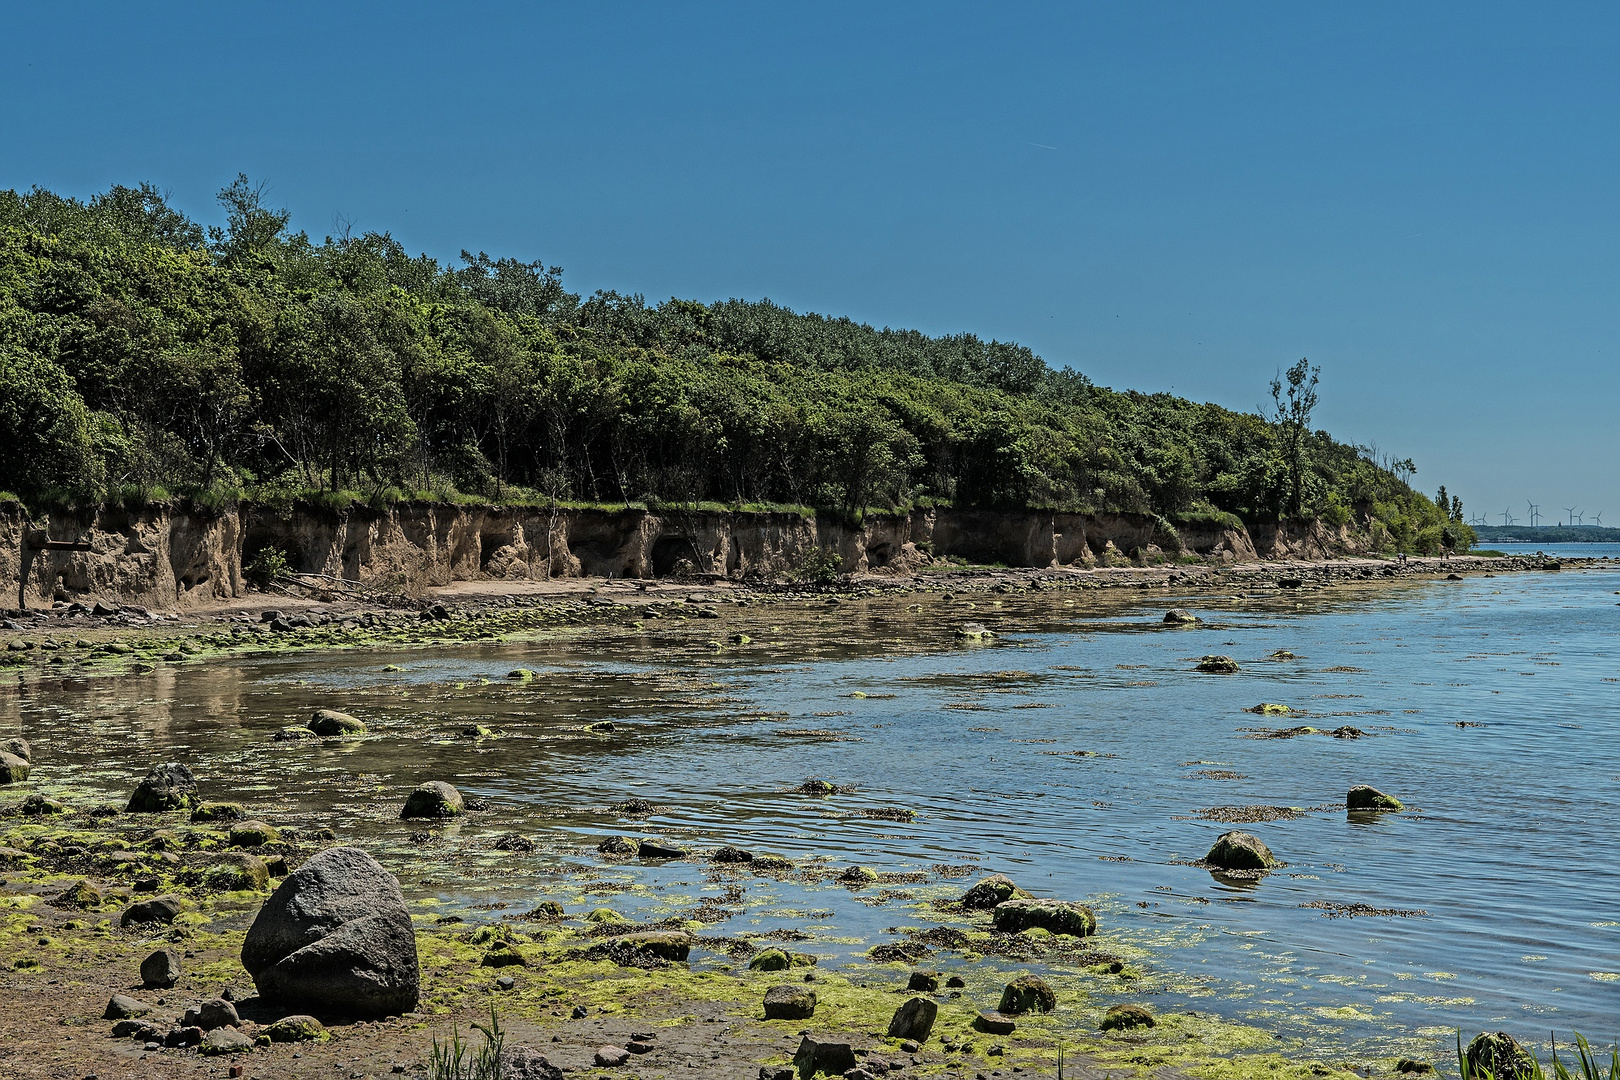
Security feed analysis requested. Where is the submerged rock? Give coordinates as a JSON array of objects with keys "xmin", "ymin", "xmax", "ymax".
[
  {"xmin": 1195, "ymin": 655, "xmax": 1240, "ymax": 674},
  {"xmin": 636, "ymin": 840, "xmax": 687, "ymax": 860},
  {"xmin": 1100, "ymin": 1003, "xmax": 1156, "ymax": 1031},
  {"xmin": 763, "ymin": 984, "xmax": 817, "ymax": 1020},
  {"xmin": 960, "ymin": 874, "xmax": 1028, "ymax": 910},
  {"xmin": 991, "ymin": 898, "xmax": 1097, "ymax": 937},
  {"xmin": 1206, "ymin": 830, "xmax": 1276, "ymax": 870},
  {"xmin": 712, "ymin": 845, "xmax": 753, "ymax": 863},
  {"xmin": 955, "ymin": 623, "xmax": 996, "ymax": 641},
  {"xmin": 241, "ymin": 846, "xmax": 420, "ymax": 1018},
  {"xmin": 401, "ymin": 781, "xmax": 464, "ymax": 819},
  {"xmin": 127, "ymin": 763, "xmax": 199, "ymax": 812},
  {"xmin": 998, "ymin": 975, "xmax": 1056, "ymax": 1015},
  {"xmin": 887, "ymin": 996, "xmax": 938, "ymax": 1041},
  {"xmin": 1347, "ymin": 785, "xmax": 1404, "ymax": 811},
  {"xmin": 274, "ymin": 726, "xmax": 319, "ymax": 741},
  {"xmin": 308, "ymin": 709, "xmax": 366, "ymax": 737}
]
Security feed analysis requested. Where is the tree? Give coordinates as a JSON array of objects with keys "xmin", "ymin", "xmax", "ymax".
[
  {"xmin": 1269, "ymin": 358, "xmax": 1320, "ymax": 517},
  {"xmin": 208, "ymin": 175, "xmax": 290, "ymax": 264}
]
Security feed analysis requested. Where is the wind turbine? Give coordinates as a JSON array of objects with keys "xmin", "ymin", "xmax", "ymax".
[
  {"xmin": 1592, "ymin": 511, "xmax": 1604, "ymax": 527},
  {"xmin": 1564, "ymin": 506, "xmax": 1579, "ymax": 526},
  {"xmin": 1527, "ymin": 501, "xmax": 1541, "ymax": 526},
  {"xmin": 1501, "ymin": 508, "xmax": 1516, "ymax": 525}
]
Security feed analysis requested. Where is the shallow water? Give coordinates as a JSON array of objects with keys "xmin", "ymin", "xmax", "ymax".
[{"xmin": 4, "ymin": 567, "xmax": 1618, "ymax": 1060}]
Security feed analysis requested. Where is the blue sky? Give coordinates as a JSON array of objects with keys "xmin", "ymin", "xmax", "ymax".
[{"xmin": 5, "ymin": 3, "xmax": 1616, "ymax": 526}]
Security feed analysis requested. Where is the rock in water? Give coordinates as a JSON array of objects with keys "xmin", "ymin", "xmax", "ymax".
[
  {"xmin": 1205, "ymin": 830, "xmax": 1277, "ymax": 870},
  {"xmin": 140, "ymin": 947, "xmax": 183, "ymax": 988},
  {"xmin": 401, "ymin": 781, "xmax": 464, "ymax": 818},
  {"xmin": 1163, "ymin": 609, "xmax": 1200, "ymax": 624},
  {"xmin": 1100, "ymin": 1004, "xmax": 1156, "ymax": 1031},
  {"xmin": 886, "ymin": 996, "xmax": 938, "ymax": 1042},
  {"xmin": 1347, "ymin": 785, "xmax": 1405, "ymax": 811},
  {"xmin": 1466, "ymin": 1033, "xmax": 1535, "ymax": 1080},
  {"xmin": 308, "ymin": 709, "xmax": 366, "ymax": 736},
  {"xmin": 127, "ymin": 763, "xmax": 199, "ymax": 812},
  {"xmin": 1195, "ymin": 655, "xmax": 1240, "ymax": 673},
  {"xmin": 990, "ymin": 898, "xmax": 1097, "ymax": 937},
  {"xmin": 960, "ymin": 873, "xmax": 1027, "ymax": 909},
  {"xmin": 998, "ymin": 975, "xmax": 1056, "ymax": 1015},
  {"xmin": 763, "ymin": 984, "xmax": 817, "ymax": 1020},
  {"xmin": 240, "ymin": 846, "xmax": 420, "ymax": 1018}
]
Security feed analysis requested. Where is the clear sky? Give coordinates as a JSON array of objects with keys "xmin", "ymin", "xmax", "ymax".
[{"xmin": 5, "ymin": 3, "xmax": 1616, "ymax": 526}]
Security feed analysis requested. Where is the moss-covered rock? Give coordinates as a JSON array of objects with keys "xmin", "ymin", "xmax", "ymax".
[
  {"xmin": 998, "ymin": 974, "xmax": 1056, "ymax": 1015},
  {"xmin": 0, "ymin": 750, "xmax": 29, "ymax": 784},
  {"xmin": 191, "ymin": 802, "xmax": 245, "ymax": 823},
  {"xmin": 261, "ymin": 1014, "xmax": 327, "ymax": 1042},
  {"xmin": 229, "ymin": 820, "xmax": 280, "ymax": 847},
  {"xmin": 206, "ymin": 852, "xmax": 270, "ymax": 891},
  {"xmin": 838, "ymin": 865, "xmax": 879, "ymax": 885},
  {"xmin": 991, "ymin": 898, "xmax": 1096, "ymax": 937},
  {"xmin": 308, "ymin": 709, "xmax": 366, "ymax": 736},
  {"xmin": 52, "ymin": 879, "xmax": 103, "ymax": 908},
  {"xmin": 18, "ymin": 794, "xmax": 64, "ymax": 815},
  {"xmin": 1346, "ymin": 785, "xmax": 1404, "ymax": 811},
  {"xmin": 961, "ymin": 873, "xmax": 1029, "ymax": 909},
  {"xmin": 401, "ymin": 781, "xmax": 464, "ymax": 819},
  {"xmin": 1100, "ymin": 1003, "xmax": 1156, "ymax": 1031},
  {"xmin": 597, "ymin": 835, "xmax": 640, "ymax": 856},
  {"xmin": 480, "ymin": 941, "xmax": 528, "ymax": 967},
  {"xmin": 1195, "ymin": 655, "xmax": 1240, "ymax": 673},
  {"xmin": 1466, "ymin": 1033, "xmax": 1534, "ymax": 1080},
  {"xmin": 611, "ymin": 931, "xmax": 692, "ymax": 961},
  {"xmin": 273, "ymin": 726, "xmax": 319, "ymax": 741},
  {"xmin": 126, "ymin": 763, "xmax": 199, "ymax": 812},
  {"xmin": 585, "ymin": 907, "xmax": 629, "ymax": 925},
  {"xmin": 1206, "ymin": 830, "xmax": 1276, "ymax": 870},
  {"xmin": 749, "ymin": 948, "xmax": 791, "ymax": 971}
]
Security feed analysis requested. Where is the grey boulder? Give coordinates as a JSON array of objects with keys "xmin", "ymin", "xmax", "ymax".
[
  {"xmin": 241, "ymin": 846, "xmax": 420, "ymax": 1018},
  {"xmin": 886, "ymin": 996, "xmax": 938, "ymax": 1042},
  {"xmin": 126, "ymin": 763, "xmax": 198, "ymax": 812},
  {"xmin": 140, "ymin": 947, "xmax": 182, "ymax": 988},
  {"xmin": 182, "ymin": 998, "xmax": 241, "ymax": 1030}
]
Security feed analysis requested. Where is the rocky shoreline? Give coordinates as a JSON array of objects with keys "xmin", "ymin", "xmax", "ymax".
[{"xmin": 0, "ymin": 557, "xmax": 1589, "ymax": 1080}]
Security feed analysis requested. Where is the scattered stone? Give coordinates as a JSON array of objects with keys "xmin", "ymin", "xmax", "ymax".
[
  {"xmin": 230, "ymin": 820, "xmax": 279, "ymax": 846},
  {"xmin": 1466, "ymin": 1033, "xmax": 1534, "ymax": 1080},
  {"xmin": 498, "ymin": 1046, "xmax": 564, "ymax": 1079},
  {"xmin": 794, "ymin": 1036, "xmax": 857, "ymax": 1075},
  {"xmin": 401, "ymin": 781, "xmax": 464, "ymax": 818},
  {"xmin": 1163, "ymin": 609, "xmax": 1199, "ymax": 624},
  {"xmin": 960, "ymin": 873, "xmax": 1027, "ymax": 909},
  {"xmin": 241, "ymin": 846, "xmax": 420, "ymax": 1018},
  {"xmin": 208, "ymin": 853, "xmax": 271, "ymax": 891},
  {"xmin": 1347, "ymin": 785, "xmax": 1404, "ymax": 811},
  {"xmin": 140, "ymin": 948, "xmax": 183, "ymax": 988},
  {"xmin": 907, "ymin": 970, "xmax": 939, "ymax": 992},
  {"xmin": 122, "ymin": 896, "xmax": 183, "ymax": 926},
  {"xmin": 126, "ymin": 763, "xmax": 199, "ymax": 812},
  {"xmin": 1205, "ymin": 830, "xmax": 1277, "ymax": 870},
  {"xmin": 261, "ymin": 1015, "xmax": 327, "ymax": 1042},
  {"xmin": 887, "ymin": 996, "xmax": 938, "ymax": 1042},
  {"xmin": 18, "ymin": 793, "xmax": 64, "ymax": 815},
  {"xmin": 53, "ymin": 879, "xmax": 103, "ymax": 909},
  {"xmin": 199, "ymin": 1026, "xmax": 254, "ymax": 1054},
  {"xmin": 973, "ymin": 1011, "xmax": 1016, "ymax": 1036},
  {"xmin": 1100, "ymin": 1003, "xmax": 1155, "ymax": 1031},
  {"xmin": 308, "ymin": 709, "xmax": 366, "ymax": 737},
  {"xmin": 595, "ymin": 1045, "xmax": 631, "ymax": 1067},
  {"xmin": 493, "ymin": 832, "xmax": 535, "ymax": 852},
  {"xmin": 945, "ymin": 975, "xmax": 966, "ymax": 988},
  {"xmin": 1195, "ymin": 655, "xmax": 1240, "ymax": 674},
  {"xmin": 998, "ymin": 975, "xmax": 1056, "ymax": 1015},
  {"xmin": 900, "ymin": 1040, "xmax": 921, "ymax": 1053},
  {"xmin": 495, "ymin": 974, "xmax": 516, "ymax": 990},
  {"xmin": 182, "ymin": 998, "xmax": 241, "ymax": 1030},
  {"xmin": 636, "ymin": 840, "xmax": 687, "ymax": 860},
  {"xmin": 597, "ymin": 836, "xmax": 640, "ymax": 856},
  {"xmin": 191, "ymin": 802, "xmax": 245, "ymax": 823},
  {"xmin": 763, "ymin": 984, "xmax": 817, "ymax": 1020},
  {"xmin": 164, "ymin": 1025, "xmax": 203, "ymax": 1047},
  {"xmin": 991, "ymin": 898, "xmax": 1096, "ymax": 937},
  {"xmin": 104, "ymin": 994, "xmax": 156, "ymax": 1020},
  {"xmin": 112, "ymin": 1019, "xmax": 160, "ymax": 1040},
  {"xmin": 480, "ymin": 942, "xmax": 528, "ymax": 967},
  {"xmin": 712, "ymin": 845, "xmax": 753, "ymax": 863}
]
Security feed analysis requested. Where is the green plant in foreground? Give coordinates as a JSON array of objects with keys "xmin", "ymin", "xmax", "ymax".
[
  {"xmin": 429, "ymin": 1004, "xmax": 505, "ymax": 1080},
  {"xmin": 1457, "ymin": 1031, "xmax": 1620, "ymax": 1080}
]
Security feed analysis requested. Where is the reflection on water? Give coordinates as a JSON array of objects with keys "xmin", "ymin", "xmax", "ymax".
[{"xmin": 4, "ymin": 568, "xmax": 1618, "ymax": 1057}]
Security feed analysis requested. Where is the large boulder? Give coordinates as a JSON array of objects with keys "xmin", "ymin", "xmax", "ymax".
[
  {"xmin": 1466, "ymin": 1033, "xmax": 1534, "ymax": 1080},
  {"xmin": 998, "ymin": 974, "xmax": 1056, "ymax": 1015},
  {"xmin": 886, "ymin": 997, "xmax": 938, "ymax": 1042},
  {"xmin": 127, "ymin": 763, "xmax": 199, "ymax": 812},
  {"xmin": 121, "ymin": 896, "xmax": 183, "ymax": 926},
  {"xmin": 0, "ymin": 737, "xmax": 31, "ymax": 763},
  {"xmin": 960, "ymin": 873, "xmax": 1028, "ymax": 909},
  {"xmin": 182, "ymin": 998, "xmax": 241, "ymax": 1030},
  {"xmin": 240, "ymin": 846, "xmax": 420, "ymax": 1018},
  {"xmin": 991, "ymin": 898, "xmax": 1097, "ymax": 937},
  {"xmin": 401, "ymin": 781, "xmax": 463, "ymax": 819},
  {"xmin": 140, "ymin": 947, "xmax": 182, "ymax": 988},
  {"xmin": 1347, "ymin": 785, "xmax": 1404, "ymax": 811},
  {"xmin": 763, "ymin": 984, "xmax": 817, "ymax": 1020},
  {"xmin": 1101, "ymin": 1003, "xmax": 1156, "ymax": 1031},
  {"xmin": 309, "ymin": 709, "xmax": 366, "ymax": 737},
  {"xmin": 1206, "ymin": 830, "xmax": 1277, "ymax": 870},
  {"xmin": 0, "ymin": 750, "xmax": 28, "ymax": 784}
]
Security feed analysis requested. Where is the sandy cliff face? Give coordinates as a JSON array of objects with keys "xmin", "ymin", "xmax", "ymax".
[{"xmin": 0, "ymin": 499, "xmax": 1295, "ymax": 610}]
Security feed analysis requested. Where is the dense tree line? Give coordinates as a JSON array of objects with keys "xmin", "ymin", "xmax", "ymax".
[{"xmin": 0, "ymin": 178, "xmax": 1470, "ymax": 553}]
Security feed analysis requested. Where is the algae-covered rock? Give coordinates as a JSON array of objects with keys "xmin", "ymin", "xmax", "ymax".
[
  {"xmin": 796, "ymin": 778, "xmax": 837, "ymax": 795},
  {"xmin": 230, "ymin": 820, "xmax": 280, "ymax": 847},
  {"xmin": 241, "ymin": 846, "xmax": 420, "ymax": 1018},
  {"xmin": 480, "ymin": 941, "xmax": 528, "ymax": 967},
  {"xmin": 261, "ymin": 1014, "xmax": 327, "ymax": 1042},
  {"xmin": 1347, "ymin": 785, "xmax": 1404, "ymax": 811},
  {"xmin": 974, "ymin": 1011, "xmax": 1016, "ymax": 1035},
  {"xmin": 1163, "ymin": 609, "xmax": 1200, "ymax": 624},
  {"xmin": 1246, "ymin": 703, "xmax": 1292, "ymax": 715},
  {"xmin": 956, "ymin": 623, "xmax": 997, "ymax": 640},
  {"xmin": 309, "ymin": 709, "xmax": 365, "ymax": 736},
  {"xmin": 1195, "ymin": 655, "xmax": 1240, "ymax": 673},
  {"xmin": 586, "ymin": 907, "xmax": 629, "ymax": 925},
  {"xmin": 1206, "ymin": 830, "xmax": 1276, "ymax": 870},
  {"xmin": 748, "ymin": 948, "xmax": 791, "ymax": 972},
  {"xmin": 1100, "ymin": 1003, "xmax": 1155, "ymax": 1031},
  {"xmin": 127, "ymin": 763, "xmax": 199, "ymax": 812},
  {"xmin": 991, "ymin": 898, "xmax": 1096, "ymax": 937},
  {"xmin": 763, "ymin": 984, "xmax": 816, "ymax": 1020},
  {"xmin": 887, "ymin": 996, "xmax": 939, "ymax": 1041},
  {"xmin": 401, "ymin": 781, "xmax": 464, "ymax": 819},
  {"xmin": 506, "ymin": 669, "xmax": 536, "ymax": 680},
  {"xmin": 838, "ymin": 865, "xmax": 879, "ymax": 885},
  {"xmin": 191, "ymin": 802, "xmax": 245, "ymax": 823},
  {"xmin": 53, "ymin": 879, "xmax": 103, "ymax": 909},
  {"xmin": 19, "ymin": 793, "xmax": 64, "ymax": 815},
  {"xmin": 611, "ymin": 931, "xmax": 692, "ymax": 961},
  {"xmin": 597, "ymin": 835, "xmax": 640, "ymax": 856},
  {"xmin": 961, "ymin": 874, "xmax": 1028, "ymax": 910},
  {"xmin": 273, "ymin": 726, "xmax": 319, "ymax": 741},
  {"xmin": 526, "ymin": 900, "xmax": 565, "ymax": 920},
  {"xmin": 712, "ymin": 845, "xmax": 753, "ymax": 863},
  {"xmin": 0, "ymin": 750, "xmax": 29, "ymax": 784},
  {"xmin": 998, "ymin": 974, "xmax": 1056, "ymax": 1015},
  {"xmin": 207, "ymin": 853, "xmax": 271, "ymax": 891},
  {"xmin": 1466, "ymin": 1032, "xmax": 1534, "ymax": 1080}
]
